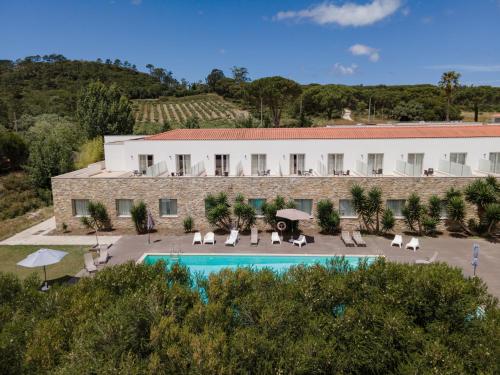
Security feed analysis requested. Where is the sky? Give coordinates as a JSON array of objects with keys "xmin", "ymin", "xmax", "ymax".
[{"xmin": 1, "ymin": 0, "xmax": 500, "ymax": 86}]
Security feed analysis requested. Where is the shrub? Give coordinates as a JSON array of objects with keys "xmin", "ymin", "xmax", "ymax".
[
  {"xmin": 446, "ymin": 196, "xmax": 471, "ymax": 235},
  {"xmin": 381, "ymin": 209, "xmax": 395, "ymax": 233},
  {"xmin": 316, "ymin": 199, "xmax": 340, "ymax": 234},
  {"xmin": 80, "ymin": 201, "xmax": 111, "ymax": 244},
  {"xmin": 402, "ymin": 193, "xmax": 424, "ymax": 235},
  {"xmin": 422, "ymin": 216, "xmax": 438, "ymax": 235},
  {"xmin": 205, "ymin": 192, "xmax": 232, "ymax": 230},
  {"xmin": 183, "ymin": 216, "xmax": 194, "ymax": 233},
  {"xmin": 133, "ymin": 121, "xmax": 171, "ymax": 135},
  {"xmin": 350, "ymin": 185, "xmax": 383, "ymax": 233},
  {"xmin": 130, "ymin": 201, "xmax": 147, "ymax": 234},
  {"xmin": 233, "ymin": 194, "xmax": 256, "ymax": 230},
  {"xmin": 261, "ymin": 196, "xmax": 296, "ymax": 230},
  {"xmin": 427, "ymin": 195, "xmax": 442, "ymax": 221},
  {"xmin": 75, "ymin": 137, "xmax": 104, "ymax": 169},
  {"xmin": 484, "ymin": 203, "xmax": 500, "ymax": 235},
  {"xmin": 182, "ymin": 116, "xmax": 200, "ymax": 129}
]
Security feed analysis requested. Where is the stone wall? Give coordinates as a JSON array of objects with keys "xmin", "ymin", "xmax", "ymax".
[{"xmin": 52, "ymin": 176, "xmax": 478, "ymax": 234}]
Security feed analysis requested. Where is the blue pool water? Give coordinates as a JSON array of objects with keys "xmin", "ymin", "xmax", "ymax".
[{"xmin": 142, "ymin": 254, "xmax": 377, "ymax": 277}]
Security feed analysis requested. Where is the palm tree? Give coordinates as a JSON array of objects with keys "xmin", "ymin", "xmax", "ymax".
[{"xmin": 438, "ymin": 71, "xmax": 461, "ymax": 121}]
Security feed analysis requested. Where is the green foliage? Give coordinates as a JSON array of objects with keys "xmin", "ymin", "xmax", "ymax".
[
  {"xmin": 74, "ymin": 136, "xmax": 104, "ymax": 169},
  {"xmin": 183, "ymin": 216, "xmax": 194, "ymax": 233},
  {"xmin": 402, "ymin": 193, "xmax": 425, "ymax": 235},
  {"xmin": 130, "ymin": 201, "xmax": 147, "ymax": 234},
  {"xmin": 350, "ymin": 185, "xmax": 383, "ymax": 233},
  {"xmin": 381, "ymin": 209, "xmax": 395, "ymax": 233},
  {"xmin": 427, "ymin": 195, "xmax": 443, "ymax": 221},
  {"xmin": 0, "ymin": 130, "xmax": 27, "ymax": 172},
  {"xmin": 181, "ymin": 116, "xmax": 200, "ymax": 129},
  {"xmin": 80, "ymin": 201, "xmax": 111, "ymax": 233},
  {"xmin": 422, "ymin": 216, "xmax": 438, "ymax": 235},
  {"xmin": 205, "ymin": 192, "xmax": 232, "ymax": 230},
  {"xmin": 206, "ymin": 68, "xmax": 225, "ymax": 91},
  {"xmin": 77, "ymin": 81, "xmax": 134, "ymax": 138},
  {"xmin": 233, "ymin": 194, "xmax": 256, "ymax": 231},
  {"xmin": 133, "ymin": 121, "xmax": 171, "ymax": 135},
  {"xmin": 484, "ymin": 203, "xmax": 500, "ymax": 235},
  {"xmin": 439, "ymin": 71, "xmax": 461, "ymax": 121},
  {"xmin": 24, "ymin": 114, "xmax": 83, "ymax": 190},
  {"xmin": 231, "ymin": 66, "xmax": 250, "ymax": 83},
  {"xmin": 261, "ymin": 195, "xmax": 287, "ymax": 229},
  {"xmin": 316, "ymin": 199, "xmax": 340, "ymax": 233},
  {"xmin": 447, "ymin": 196, "xmax": 471, "ymax": 234},
  {"xmin": 391, "ymin": 100, "xmax": 424, "ymax": 121},
  {"xmin": 0, "ymin": 173, "xmax": 45, "ymax": 220},
  {"xmin": 0, "ymin": 260, "xmax": 498, "ymax": 374},
  {"xmin": 247, "ymin": 76, "xmax": 302, "ymax": 127}
]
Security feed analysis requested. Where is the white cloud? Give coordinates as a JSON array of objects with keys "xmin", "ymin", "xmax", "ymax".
[
  {"xmin": 131, "ymin": 0, "xmax": 142, "ymax": 5},
  {"xmin": 218, "ymin": 48, "xmax": 226, "ymax": 55},
  {"xmin": 333, "ymin": 63, "xmax": 358, "ymax": 75},
  {"xmin": 349, "ymin": 43, "xmax": 380, "ymax": 62},
  {"xmin": 274, "ymin": 0, "xmax": 401, "ymax": 27},
  {"xmin": 425, "ymin": 64, "xmax": 500, "ymax": 72}
]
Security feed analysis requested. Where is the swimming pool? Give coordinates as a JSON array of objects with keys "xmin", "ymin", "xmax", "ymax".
[{"xmin": 139, "ymin": 253, "xmax": 378, "ymax": 277}]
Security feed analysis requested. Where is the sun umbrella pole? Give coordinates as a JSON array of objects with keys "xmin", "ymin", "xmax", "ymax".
[{"xmin": 43, "ymin": 265, "xmax": 47, "ymax": 288}]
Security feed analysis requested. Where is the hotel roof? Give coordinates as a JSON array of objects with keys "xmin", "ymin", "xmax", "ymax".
[{"xmin": 144, "ymin": 124, "xmax": 500, "ymax": 141}]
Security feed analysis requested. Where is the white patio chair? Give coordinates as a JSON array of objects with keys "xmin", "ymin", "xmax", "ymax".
[
  {"xmin": 271, "ymin": 231, "xmax": 281, "ymax": 244},
  {"xmin": 391, "ymin": 234, "xmax": 403, "ymax": 248},
  {"xmin": 250, "ymin": 227, "xmax": 259, "ymax": 245},
  {"xmin": 293, "ymin": 235, "xmax": 307, "ymax": 248},
  {"xmin": 84, "ymin": 253, "xmax": 97, "ymax": 273},
  {"xmin": 97, "ymin": 249, "xmax": 109, "ymax": 264},
  {"xmin": 192, "ymin": 232, "xmax": 202, "ymax": 245},
  {"xmin": 406, "ymin": 237, "xmax": 420, "ymax": 251},
  {"xmin": 203, "ymin": 232, "xmax": 215, "ymax": 245},
  {"xmin": 225, "ymin": 230, "xmax": 239, "ymax": 246}
]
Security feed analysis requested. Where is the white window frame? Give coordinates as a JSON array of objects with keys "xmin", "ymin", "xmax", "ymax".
[
  {"xmin": 407, "ymin": 153, "xmax": 424, "ymax": 176},
  {"xmin": 367, "ymin": 153, "xmax": 384, "ymax": 175},
  {"xmin": 159, "ymin": 198, "xmax": 178, "ymax": 217},
  {"xmin": 116, "ymin": 199, "xmax": 133, "ymax": 218},
  {"xmin": 139, "ymin": 154, "xmax": 154, "ymax": 174},
  {"xmin": 294, "ymin": 199, "xmax": 313, "ymax": 216},
  {"xmin": 215, "ymin": 154, "xmax": 230, "ymax": 176},
  {"xmin": 339, "ymin": 199, "xmax": 357, "ymax": 218},
  {"xmin": 386, "ymin": 199, "xmax": 406, "ymax": 218},
  {"xmin": 175, "ymin": 154, "xmax": 192, "ymax": 175},
  {"xmin": 251, "ymin": 154, "xmax": 267, "ymax": 176},
  {"xmin": 248, "ymin": 198, "xmax": 266, "ymax": 216},
  {"xmin": 290, "ymin": 154, "xmax": 305, "ymax": 175},
  {"xmin": 72, "ymin": 199, "xmax": 90, "ymax": 217},
  {"xmin": 489, "ymin": 152, "xmax": 500, "ymax": 174},
  {"xmin": 450, "ymin": 152, "xmax": 467, "ymax": 165},
  {"xmin": 327, "ymin": 154, "xmax": 344, "ymax": 175}
]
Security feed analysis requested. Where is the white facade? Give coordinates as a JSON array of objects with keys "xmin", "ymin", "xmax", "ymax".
[{"xmin": 103, "ymin": 126, "xmax": 500, "ymax": 177}]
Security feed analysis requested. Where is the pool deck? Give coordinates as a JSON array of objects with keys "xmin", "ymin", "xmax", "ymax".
[{"xmin": 100, "ymin": 232, "xmax": 500, "ymax": 298}]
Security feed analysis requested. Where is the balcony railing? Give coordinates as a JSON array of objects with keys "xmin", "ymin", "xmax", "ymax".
[
  {"xmin": 395, "ymin": 160, "xmax": 422, "ymax": 176},
  {"xmin": 317, "ymin": 161, "xmax": 327, "ymax": 176},
  {"xmin": 478, "ymin": 159, "xmax": 500, "ymax": 174},
  {"xmin": 356, "ymin": 160, "xmax": 368, "ymax": 176},
  {"xmin": 236, "ymin": 161, "xmax": 244, "ymax": 176},
  {"xmin": 438, "ymin": 159, "xmax": 472, "ymax": 177},
  {"xmin": 145, "ymin": 160, "xmax": 168, "ymax": 177},
  {"xmin": 191, "ymin": 161, "xmax": 206, "ymax": 176}
]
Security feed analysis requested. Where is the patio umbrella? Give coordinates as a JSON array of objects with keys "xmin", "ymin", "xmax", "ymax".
[
  {"xmin": 17, "ymin": 248, "xmax": 68, "ymax": 291},
  {"xmin": 276, "ymin": 209, "xmax": 311, "ymax": 241},
  {"xmin": 147, "ymin": 209, "xmax": 155, "ymax": 244}
]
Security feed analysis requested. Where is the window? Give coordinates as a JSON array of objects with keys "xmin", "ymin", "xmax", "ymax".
[
  {"xmin": 386, "ymin": 199, "xmax": 406, "ymax": 218},
  {"xmin": 407, "ymin": 153, "xmax": 424, "ymax": 175},
  {"xmin": 176, "ymin": 155, "xmax": 191, "ymax": 175},
  {"xmin": 327, "ymin": 154, "xmax": 344, "ymax": 174},
  {"xmin": 215, "ymin": 154, "xmax": 230, "ymax": 176},
  {"xmin": 139, "ymin": 154, "xmax": 154, "ymax": 174},
  {"xmin": 440, "ymin": 201, "xmax": 448, "ymax": 219},
  {"xmin": 450, "ymin": 152, "xmax": 467, "ymax": 165},
  {"xmin": 290, "ymin": 154, "xmax": 305, "ymax": 175},
  {"xmin": 159, "ymin": 199, "xmax": 178, "ymax": 216},
  {"xmin": 367, "ymin": 153, "xmax": 384, "ymax": 175},
  {"xmin": 116, "ymin": 199, "xmax": 133, "ymax": 217},
  {"xmin": 249, "ymin": 199, "xmax": 266, "ymax": 216},
  {"xmin": 251, "ymin": 154, "xmax": 267, "ymax": 176},
  {"xmin": 489, "ymin": 152, "xmax": 500, "ymax": 174},
  {"xmin": 294, "ymin": 199, "xmax": 313, "ymax": 215},
  {"xmin": 339, "ymin": 199, "xmax": 356, "ymax": 218},
  {"xmin": 72, "ymin": 199, "xmax": 89, "ymax": 217}
]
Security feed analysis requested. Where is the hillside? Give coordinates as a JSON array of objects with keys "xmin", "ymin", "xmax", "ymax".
[{"xmin": 133, "ymin": 94, "xmax": 249, "ymax": 125}]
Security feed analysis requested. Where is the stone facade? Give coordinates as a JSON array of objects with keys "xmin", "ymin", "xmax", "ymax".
[{"xmin": 52, "ymin": 175, "xmax": 478, "ymax": 234}]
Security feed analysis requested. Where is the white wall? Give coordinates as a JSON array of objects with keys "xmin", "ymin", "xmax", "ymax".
[{"xmin": 104, "ymin": 137, "xmax": 500, "ymax": 176}]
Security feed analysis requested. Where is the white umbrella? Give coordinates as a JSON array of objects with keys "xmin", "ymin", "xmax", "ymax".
[
  {"xmin": 147, "ymin": 209, "xmax": 155, "ymax": 244},
  {"xmin": 17, "ymin": 248, "xmax": 68, "ymax": 290},
  {"xmin": 276, "ymin": 209, "xmax": 311, "ymax": 241}
]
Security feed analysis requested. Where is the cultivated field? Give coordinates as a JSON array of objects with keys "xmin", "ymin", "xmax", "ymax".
[{"xmin": 133, "ymin": 94, "xmax": 249, "ymax": 124}]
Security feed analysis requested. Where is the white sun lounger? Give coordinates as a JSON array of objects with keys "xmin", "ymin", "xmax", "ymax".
[
  {"xmin": 406, "ymin": 237, "xmax": 420, "ymax": 251},
  {"xmin": 391, "ymin": 234, "xmax": 403, "ymax": 248},
  {"xmin": 293, "ymin": 235, "xmax": 307, "ymax": 248},
  {"xmin": 352, "ymin": 231, "xmax": 366, "ymax": 247},
  {"xmin": 341, "ymin": 231, "xmax": 355, "ymax": 247},
  {"xmin": 271, "ymin": 231, "xmax": 281, "ymax": 244},
  {"xmin": 192, "ymin": 232, "xmax": 202, "ymax": 245},
  {"xmin": 415, "ymin": 251, "xmax": 438, "ymax": 264},
  {"xmin": 84, "ymin": 253, "xmax": 97, "ymax": 273},
  {"xmin": 97, "ymin": 249, "xmax": 109, "ymax": 264},
  {"xmin": 250, "ymin": 227, "xmax": 259, "ymax": 245},
  {"xmin": 203, "ymin": 232, "xmax": 215, "ymax": 245},
  {"xmin": 225, "ymin": 229, "xmax": 239, "ymax": 246}
]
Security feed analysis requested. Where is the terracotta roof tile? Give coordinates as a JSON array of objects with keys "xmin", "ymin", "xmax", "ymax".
[{"xmin": 144, "ymin": 125, "xmax": 500, "ymax": 141}]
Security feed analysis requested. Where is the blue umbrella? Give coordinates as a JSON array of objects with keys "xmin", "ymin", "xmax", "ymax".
[{"xmin": 472, "ymin": 243, "xmax": 480, "ymax": 276}]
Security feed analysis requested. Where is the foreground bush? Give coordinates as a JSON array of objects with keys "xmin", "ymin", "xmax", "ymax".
[{"xmin": 0, "ymin": 260, "xmax": 498, "ymax": 374}]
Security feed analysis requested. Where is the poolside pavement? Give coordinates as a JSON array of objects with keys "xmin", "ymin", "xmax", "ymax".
[{"xmin": 103, "ymin": 232, "xmax": 500, "ymax": 298}]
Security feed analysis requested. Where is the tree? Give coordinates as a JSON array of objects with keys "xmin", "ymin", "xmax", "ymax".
[
  {"xmin": 231, "ymin": 66, "xmax": 250, "ymax": 83},
  {"xmin": 133, "ymin": 121, "xmax": 171, "ymax": 135},
  {"xmin": 446, "ymin": 195, "xmax": 472, "ymax": 235},
  {"xmin": 402, "ymin": 193, "xmax": 425, "ymax": 235},
  {"xmin": 350, "ymin": 185, "xmax": 383, "ymax": 233},
  {"xmin": 381, "ymin": 209, "xmax": 395, "ymax": 233},
  {"xmin": 0, "ymin": 129, "xmax": 27, "ymax": 172},
  {"xmin": 130, "ymin": 201, "xmax": 147, "ymax": 234},
  {"xmin": 182, "ymin": 116, "xmax": 200, "ymax": 129},
  {"xmin": 206, "ymin": 69, "xmax": 225, "ymax": 91},
  {"xmin": 248, "ymin": 77, "xmax": 302, "ymax": 127},
  {"xmin": 233, "ymin": 194, "xmax": 256, "ymax": 230},
  {"xmin": 80, "ymin": 201, "xmax": 111, "ymax": 244},
  {"xmin": 316, "ymin": 199, "xmax": 340, "ymax": 234},
  {"xmin": 76, "ymin": 81, "xmax": 135, "ymax": 138},
  {"xmin": 391, "ymin": 101, "xmax": 424, "ymax": 121},
  {"xmin": 25, "ymin": 115, "xmax": 83, "ymax": 190},
  {"xmin": 427, "ymin": 195, "xmax": 443, "ymax": 221},
  {"xmin": 438, "ymin": 71, "xmax": 461, "ymax": 121},
  {"xmin": 75, "ymin": 137, "xmax": 104, "ymax": 169},
  {"xmin": 484, "ymin": 203, "xmax": 500, "ymax": 235},
  {"xmin": 205, "ymin": 192, "xmax": 232, "ymax": 230}
]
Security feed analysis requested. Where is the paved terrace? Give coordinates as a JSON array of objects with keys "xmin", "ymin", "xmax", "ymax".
[{"xmin": 101, "ymin": 232, "xmax": 500, "ymax": 298}]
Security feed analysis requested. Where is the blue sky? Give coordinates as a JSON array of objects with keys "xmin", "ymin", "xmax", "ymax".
[{"xmin": 1, "ymin": 0, "xmax": 500, "ymax": 85}]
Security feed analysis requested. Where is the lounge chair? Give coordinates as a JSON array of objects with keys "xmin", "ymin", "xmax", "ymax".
[
  {"xmin": 84, "ymin": 253, "xmax": 97, "ymax": 273},
  {"xmin": 225, "ymin": 229, "xmax": 239, "ymax": 246},
  {"xmin": 271, "ymin": 231, "xmax": 281, "ymax": 244},
  {"xmin": 391, "ymin": 234, "xmax": 403, "ymax": 248},
  {"xmin": 97, "ymin": 249, "xmax": 109, "ymax": 264},
  {"xmin": 203, "ymin": 232, "xmax": 215, "ymax": 245},
  {"xmin": 352, "ymin": 231, "xmax": 366, "ymax": 246},
  {"xmin": 341, "ymin": 231, "xmax": 355, "ymax": 247},
  {"xmin": 192, "ymin": 232, "xmax": 202, "ymax": 245},
  {"xmin": 293, "ymin": 235, "xmax": 307, "ymax": 248},
  {"xmin": 415, "ymin": 252, "xmax": 438, "ymax": 264},
  {"xmin": 250, "ymin": 227, "xmax": 259, "ymax": 245},
  {"xmin": 406, "ymin": 237, "xmax": 420, "ymax": 251}
]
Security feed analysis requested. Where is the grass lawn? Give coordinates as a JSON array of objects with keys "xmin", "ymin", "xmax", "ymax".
[{"xmin": 0, "ymin": 245, "xmax": 88, "ymax": 281}]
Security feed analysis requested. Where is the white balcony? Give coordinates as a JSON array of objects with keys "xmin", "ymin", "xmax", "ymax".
[{"xmin": 438, "ymin": 159, "xmax": 472, "ymax": 177}]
